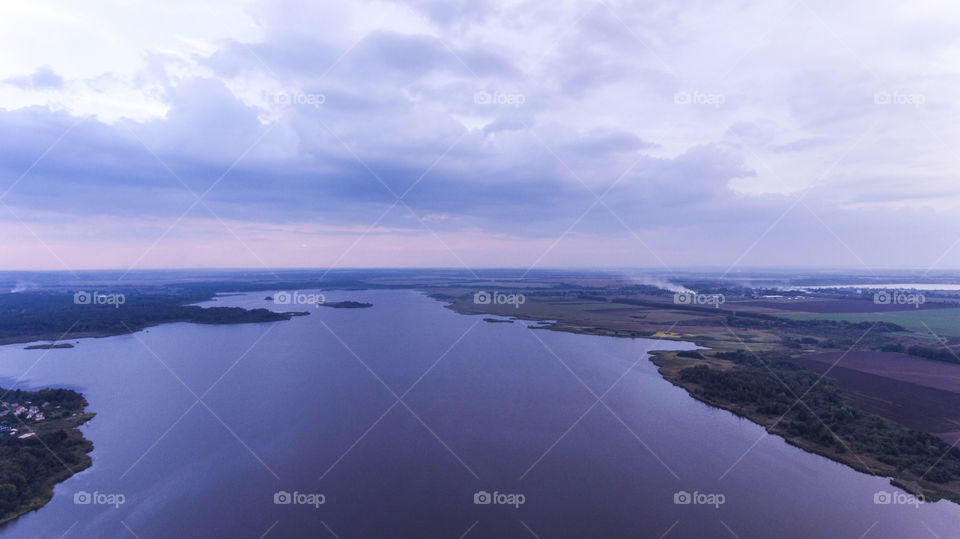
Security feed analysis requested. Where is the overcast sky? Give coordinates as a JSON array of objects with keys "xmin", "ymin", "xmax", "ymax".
[{"xmin": 1, "ymin": 0, "xmax": 959, "ymax": 274}]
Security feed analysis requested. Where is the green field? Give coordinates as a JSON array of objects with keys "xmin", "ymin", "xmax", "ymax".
[
  {"xmin": 570, "ymin": 303, "xmax": 642, "ymax": 311},
  {"xmin": 781, "ymin": 308, "xmax": 960, "ymax": 337}
]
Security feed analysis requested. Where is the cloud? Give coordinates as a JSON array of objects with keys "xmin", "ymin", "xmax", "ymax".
[
  {"xmin": 1, "ymin": 0, "xmax": 960, "ymax": 270},
  {"xmin": 3, "ymin": 66, "xmax": 64, "ymax": 90}
]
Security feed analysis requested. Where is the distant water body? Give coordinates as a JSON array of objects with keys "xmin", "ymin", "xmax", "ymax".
[
  {"xmin": 809, "ymin": 283, "xmax": 960, "ymax": 291},
  {"xmin": 0, "ymin": 290, "xmax": 956, "ymax": 537}
]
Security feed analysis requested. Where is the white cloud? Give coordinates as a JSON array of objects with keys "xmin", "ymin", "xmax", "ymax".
[{"xmin": 1, "ymin": 0, "xmax": 960, "ymax": 270}]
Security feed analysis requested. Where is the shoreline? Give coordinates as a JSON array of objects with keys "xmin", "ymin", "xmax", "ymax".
[
  {"xmin": 0, "ymin": 406, "xmax": 96, "ymax": 525},
  {"xmin": 646, "ymin": 349, "xmax": 957, "ymax": 504},
  {"xmin": 4, "ymin": 285, "xmax": 957, "ymax": 530},
  {"xmin": 0, "ymin": 289, "xmax": 312, "ymax": 526},
  {"xmin": 0, "ymin": 289, "xmax": 310, "ymax": 348},
  {"xmin": 435, "ymin": 292, "xmax": 960, "ymax": 505}
]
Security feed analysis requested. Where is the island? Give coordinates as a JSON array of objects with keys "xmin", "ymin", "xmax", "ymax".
[{"xmin": 318, "ymin": 301, "xmax": 372, "ymax": 309}]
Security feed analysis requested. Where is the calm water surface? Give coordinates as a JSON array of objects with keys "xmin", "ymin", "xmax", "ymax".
[{"xmin": 0, "ymin": 290, "xmax": 956, "ymax": 538}]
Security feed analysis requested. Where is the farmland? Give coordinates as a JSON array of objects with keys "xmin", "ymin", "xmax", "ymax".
[{"xmin": 780, "ymin": 308, "xmax": 960, "ymax": 337}]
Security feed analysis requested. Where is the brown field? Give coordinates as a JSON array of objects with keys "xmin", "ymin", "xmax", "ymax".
[
  {"xmin": 783, "ymin": 355, "xmax": 960, "ymax": 442},
  {"xmin": 795, "ymin": 351, "xmax": 960, "ymax": 393}
]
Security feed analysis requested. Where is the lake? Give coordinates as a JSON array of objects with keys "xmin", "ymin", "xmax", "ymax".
[{"xmin": 0, "ymin": 290, "xmax": 957, "ymax": 537}]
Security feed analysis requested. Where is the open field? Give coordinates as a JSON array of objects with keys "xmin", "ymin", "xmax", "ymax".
[
  {"xmin": 794, "ymin": 351, "xmax": 960, "ymax": 393},
  {"xmin": 780, "ymin": 350, "xmax": 960, "ymax": 444},
  {"xmin": 733, "ymin": 298, "xmax": 956, "ymax": 313},
  {"xmin": 781, "ymin": 308, "xmax": 960, "ymax": 337},
  {"xmin": 782, "ymin": 356, "xmax": 960, "ymax": 443}
]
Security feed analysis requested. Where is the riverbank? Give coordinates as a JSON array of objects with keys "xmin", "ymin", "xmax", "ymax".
[
  {"xmin": 648, "ymin": 349, "xmax": 960, "ymax": 504},
  {"xmin": 435, "ymin": 290, "xmax": 960, "ymax": 505},
  {"xmin": 0, "ymin": 389, "xmax": 96, "ymax": 525}
]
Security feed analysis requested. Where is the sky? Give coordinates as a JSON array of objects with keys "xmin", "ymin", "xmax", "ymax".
[{"xmin": 1, "ymin": 0, "xmax": 960, "ymax": 274}]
